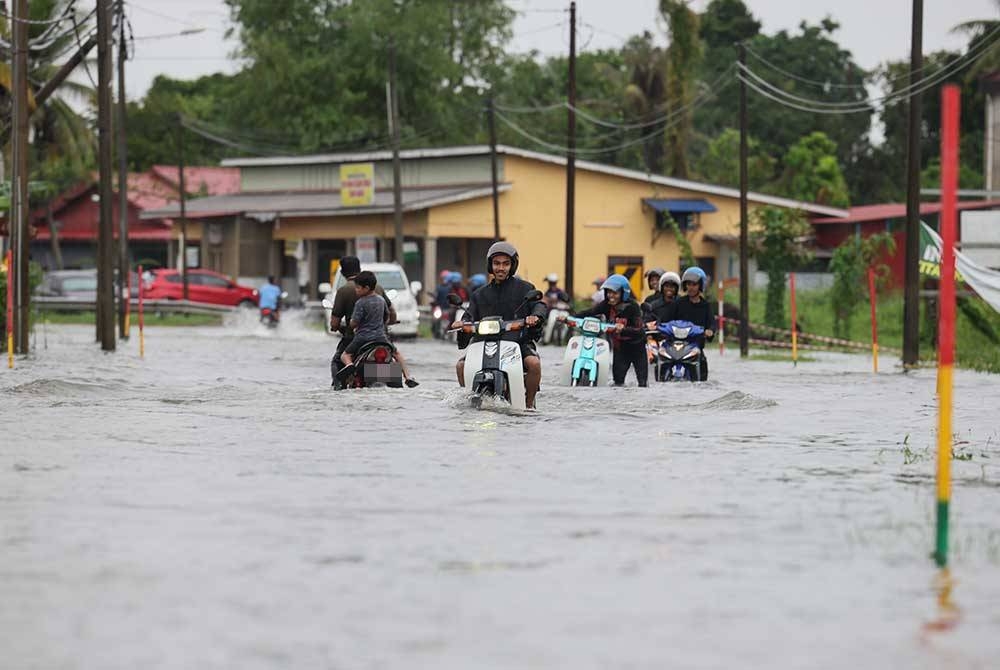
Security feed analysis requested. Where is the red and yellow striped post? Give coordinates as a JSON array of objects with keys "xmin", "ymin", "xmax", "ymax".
[
  {"xmin": 137, "ymin": 265, "xmax": 145, "ymax": 359},
  {"xmin": 868, "ymin": 267, "xmax": 879, "ymax": 373},
  {"xmin": 789, "ymin": 272, "xmax": 798, "ymax": 365},
  {"xmin": 5, "ymin": 250, "xmax": 13, "ymax": 369},
  {"xmin": 718, "ymin": 280, "xmax": 725, "ymax": 356},
  {"xmin": 935, "ymin": 84, "xmax": 960, "ymax": 568}
]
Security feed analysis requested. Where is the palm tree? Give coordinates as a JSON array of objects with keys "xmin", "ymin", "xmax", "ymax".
[
  {"xmin": 1, "ymin": 0, "xmax": 97, "ymax": 191},
  {"xmin": 660, "ymin": 0, "xmax": 702, "ymax": 179},
  {"xmin": 951, "ymin": 0, "xmax": 1000, "ymax": 81},
  {"xmin": 622, "ymin": 32, "xmax": 668, "ymax": 174}
]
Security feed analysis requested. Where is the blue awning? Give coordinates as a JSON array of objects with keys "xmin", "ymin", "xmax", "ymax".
[{"xmin": 643, "ymin": 198, "xmax": 718, "ymax": 214}]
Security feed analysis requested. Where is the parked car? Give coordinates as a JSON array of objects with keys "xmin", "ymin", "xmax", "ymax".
[
  {"xmin": 320, "ymin": 262, "xmax": 421, "ymax": 338},
  {"xmin": 36, "ymin": 269, "xmax": 140, "ymax": 301},
  {"xmin": 142, "ymin": 268, "xmax": 258, "ymax": 307}
]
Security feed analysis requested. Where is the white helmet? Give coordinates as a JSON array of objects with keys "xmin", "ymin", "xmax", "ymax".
[
  {"xmin": 659, "ymin": 271, "xmax": 681, "ymax": 291},
  {"xmin": 545, "ymin": 273, "xmax": 559, "ymax": 283}
]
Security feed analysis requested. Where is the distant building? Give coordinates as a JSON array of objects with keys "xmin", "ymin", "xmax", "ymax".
[
  {"xmin": 143, "ymin": 145, "xmax": 846, "ymax": 300},
  {"xmin": 26, "ymin": 166, "xmax": 239, "ymax": 271}
]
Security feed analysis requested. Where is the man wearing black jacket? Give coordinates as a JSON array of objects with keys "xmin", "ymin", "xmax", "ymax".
[
  {"xmin": 572, "ymin": 274, "xmax": 648, "ymax": 387},
  {"xmin": 453, "ymin": 242, "xmax": 547, "ymax": 408},
  {"xmin": 669, "ymin": 267, "xmax": 714, "ymax": 380}
]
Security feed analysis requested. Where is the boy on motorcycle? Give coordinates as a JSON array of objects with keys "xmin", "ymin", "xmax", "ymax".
[
  {"xmin": 337, "ymin": 271, "xmax": 418, "ymax": 387},
  {"xmin": 650, "ymin": 271, "xmax": 681, "ymax": 323},
  {"xmin": 543, "ymin": 273, "xmax": 570, "ymax": 305},
  {"xmin": 566, "ymin": 274, "xmax": 648, "ymax": 387},
  {"xmin": 453, "ymin": 242, "xmax": 546, "ymax": 409}
]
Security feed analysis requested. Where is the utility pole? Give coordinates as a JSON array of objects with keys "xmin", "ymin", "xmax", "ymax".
[
  {"xmin": 902, "ymin": 0, "xmax": 924, "ymax": 368},
  {"xmin": 176, "ymin": 115, "xmax": 189, "ymax": 301},
  {"xmin": 11, "ymin": 0, "xmax": 30, "ymax": 353},
  {"xmin": 488, "ymin": 95, "xmax": 501, "ymax": 241},
  {"xmin": 117, "ymin": 5, "xmax": 130, "ymax": 339},
  {"xmin": 564, "ymin": 0, "xmax": 577, "ymax": 298},
  {"xmin": 96, "ymin": 0, "xmax": 116, "ymax": 351},
  {"xmin": 388, "ymin": 41, "xmax": 405, "ymax": 267},
  {"xmin": 738, "ymin": 43, "xmax": 749, "ymax": 359}
]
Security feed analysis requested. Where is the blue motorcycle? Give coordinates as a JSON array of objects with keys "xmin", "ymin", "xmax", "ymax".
[
  {"xmin": 648, "ymin": 320, "xmax": 706, "ymax": 382},
  {"xmin": 560, "ymin": 316, "xmax": 618, "ymax": 386}
]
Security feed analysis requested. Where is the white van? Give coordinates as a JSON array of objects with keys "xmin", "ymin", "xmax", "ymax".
[{"xmin": 319, "ymin": 262, "xmax": 421, "ymax": 338}]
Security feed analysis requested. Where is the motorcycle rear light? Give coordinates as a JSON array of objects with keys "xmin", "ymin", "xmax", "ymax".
[{"xmin": 373, "ymin": 348, "xmax": 389, "ymax": 363}]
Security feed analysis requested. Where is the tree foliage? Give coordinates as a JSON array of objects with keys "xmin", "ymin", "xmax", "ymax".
[
  {"xmin": 660, "ymin": 0, "xmax": 702, "ymax": 178},
  {"xmin": 829, "ymin": 233, "xmax": 896, "ymax": 338},
  {"xmin": 695, "ymin": 128, "xmax": 775, "ymax": 188},
  {"xmin": 779, "ymin": 132, "xmax": 850, "ymax": 207},
  {"xmin": 748, "ymin": 206, "xmax": 813, "ymax": 328}
]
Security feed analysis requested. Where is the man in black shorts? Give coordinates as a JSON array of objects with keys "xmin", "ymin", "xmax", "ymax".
[{"xmin": 452, "ymin": 242, "xmax": 547, "ymax": 409}]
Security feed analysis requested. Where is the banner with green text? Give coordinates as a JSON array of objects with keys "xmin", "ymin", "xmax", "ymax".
[{"xmin": 921, "ymin": 221, "xmax": 1000, "ymax": 313}]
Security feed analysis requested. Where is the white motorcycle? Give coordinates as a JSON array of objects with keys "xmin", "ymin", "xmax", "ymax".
[
  {"xmin": 450, "ymin": 291, "xmax": 542, "ymax": 411},
  {"xmin": 543, "ymin": 300, "xmax": 571, "ymax": 346}
]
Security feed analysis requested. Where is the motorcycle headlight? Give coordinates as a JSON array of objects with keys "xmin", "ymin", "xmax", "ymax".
[
  {"xmin": 582, "ymin": 319, "xmax": 601, "ymax": 334},
  {"xmin": 683, "ymin": 349, "xmax": 699, "ymax": 360},
  {"xmin": 433, "ymin": 306, "xmax": 442, "ymax": 319},
  {"xmin": 477, "ymin": 320, "xmax": 502, "ymax": 335}
]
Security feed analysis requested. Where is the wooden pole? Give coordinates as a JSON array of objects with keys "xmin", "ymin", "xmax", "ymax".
[
  {"xmin": 934, "ymin": 84, "xmax": 960, "ymax": 568},
  {"xmin": 738, "ymin": 43, "xmax": 749, "ymax": 358},
  {"xmin": 117, "ymin": 9, "xmax": 130, "ymax": 339},
  {"xmin": 11, "ymin": 0, "xmax": 30, "ymax": 354},
  {"xmin": 903, "ymin": 0, "xmax": 924, "ymax": 368},
  {"xmin": 388, "ymin": 41, "xmax": 405, "ymax": 267},
  {"xmin": 177, "ymin": 116, "xmax": 189, "ymax": 301},
  {"xmin": 564, "ymin": 1, "xmax": 576, "ymax": 297},
  {"xmin": 96, "ymin": 0, "xmax": 116, "ymax": 351},
  {"xmin": 488, "ymin": 95, "xmax": 501, "ymax": 241}
]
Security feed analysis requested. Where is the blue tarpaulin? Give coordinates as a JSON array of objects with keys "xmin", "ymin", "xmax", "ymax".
[{"xmin": 643, "ymin": 198, "xmax": 717, "ymax": 214}]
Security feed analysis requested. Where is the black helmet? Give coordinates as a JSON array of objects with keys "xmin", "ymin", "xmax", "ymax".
[{"xmin": 486, "ymin": 241, "xmax": 519, "ymax": 276}]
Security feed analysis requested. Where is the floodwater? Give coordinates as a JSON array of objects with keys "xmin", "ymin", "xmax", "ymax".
[{"xmin": 2, "ymin": 314, "xmax": 999, "ymax": 670}]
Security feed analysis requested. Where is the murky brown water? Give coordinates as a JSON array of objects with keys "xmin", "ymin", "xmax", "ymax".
[{"xmin": 2, "ymin": 318, "xmax": 999, "ymax": 669}]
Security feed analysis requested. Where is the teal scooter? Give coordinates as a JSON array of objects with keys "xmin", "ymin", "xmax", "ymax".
[{"xmin": 559, "ymin": 316, "xmax": 617, "ymax": 386}]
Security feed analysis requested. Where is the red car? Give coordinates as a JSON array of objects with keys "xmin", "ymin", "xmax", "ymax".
[{"xmin": 143, "ymin": 268, "xmax": 259, "ymax": 307}]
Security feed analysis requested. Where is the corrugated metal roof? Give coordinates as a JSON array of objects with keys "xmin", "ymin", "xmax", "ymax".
[
  {"xmin": 140, "ymin": 184, "xmax": 508, "ymax": 220},
  {"xmin": 222, "ymin": 144, "xmax": 850, "ymax": 218},
  {"xmin": 811, "ymin": 199, "xmax": 1000, "ymax": 224}
]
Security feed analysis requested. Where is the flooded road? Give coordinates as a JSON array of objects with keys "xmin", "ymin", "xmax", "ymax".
[{"xmin": 2, "ymin": 318, "xmax": 999, "ymax": 669}]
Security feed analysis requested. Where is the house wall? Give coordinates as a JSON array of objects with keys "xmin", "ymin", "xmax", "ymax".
[{"xmin": 496, "ymin": 155, "xmax": 762, "ymax": 296}]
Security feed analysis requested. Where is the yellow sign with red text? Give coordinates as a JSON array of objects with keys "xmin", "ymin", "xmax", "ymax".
[{"xmin": 340, "ymin": 163, "xmax": 375, "ymax": 206}]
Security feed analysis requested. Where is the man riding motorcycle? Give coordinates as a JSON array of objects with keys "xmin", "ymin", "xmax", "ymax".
[
  {"xmin": 329, "ymin": 256, "xmax": 397, "ymax": 387},
  {"xmin": 258, "ymin": 276, "xmax": 283, "ymax": 323},
  {"xmin": 453, "ymin": 242, "xmax": 547, "ymax": 409},
  {"xmin": 543, "ymin": 273, "xmax": 570, "ymax": 305}
]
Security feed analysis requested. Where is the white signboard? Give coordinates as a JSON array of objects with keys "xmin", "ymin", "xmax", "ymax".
[
  {"xmin": 961, "ymin": 210, "xmax": 1000, "ymax": 270},
  {"xmin": 356, "ymin": 235, "xmax": 377, "ymax": 263}
]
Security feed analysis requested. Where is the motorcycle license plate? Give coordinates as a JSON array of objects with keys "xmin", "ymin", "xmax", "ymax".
[{"xmin": 363, "ymin": 362, "xmax": 402, "ymax": 383}]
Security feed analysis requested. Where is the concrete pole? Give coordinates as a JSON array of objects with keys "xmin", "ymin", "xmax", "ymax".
[
  {"xmin": 96, "ymin": 0, "xmax": 116, "ymax": 351},
  {"xmin": 11, "ymin": 0, "xmax": 30, "ymax": 353}
]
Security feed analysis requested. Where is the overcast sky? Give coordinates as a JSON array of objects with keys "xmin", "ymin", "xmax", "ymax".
[{"xmin": 122, "ymin": 0, "xmax": 998, "ymax": 99}]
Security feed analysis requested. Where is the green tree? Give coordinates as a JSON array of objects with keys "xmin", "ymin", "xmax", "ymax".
[
  {"xmin": 779, "ymin": 131, "xmax": 850, "ymax": 207},
  {"xmin": 695, "ymin": 128, "xmax": 775, "ymax": 188},
  {"xmin": 1, "ymin": 0, "xmax": 96, "ymax": 193},
  {"xmin": 224, "ymin": 0, "xmax": 514, "ymax": 151},
  {"xmin": 621, "ymin": 32, "xmax": 668, "ymax": 173},
  {"xmin": 749, "ymin": 206, "xmax": 813, "ymax": 328},
  {"xmin": 660, "ymin": 0, "xmax": 703, "ymax": 178},
  {"xmin": 829, "ymin": 233, "xmax": 895, "ymax": 338}
]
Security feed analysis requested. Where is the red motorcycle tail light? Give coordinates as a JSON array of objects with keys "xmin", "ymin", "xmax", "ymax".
[{"xmin": 373, "ymin": 348, "xmax": 389, "ymax": 363}]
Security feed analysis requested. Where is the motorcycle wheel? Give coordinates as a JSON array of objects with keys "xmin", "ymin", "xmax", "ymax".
[
  {"xmin": 471, "ymin": 393, "xmax": 483, "ymax": 409},
  {"xmin": 573, "ymin": 369, "xmax": 591, "ymax": 387}
]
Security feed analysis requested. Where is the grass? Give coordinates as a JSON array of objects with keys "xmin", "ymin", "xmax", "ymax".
[
  {"xmin": 37, "ymin": 311, "xmax": 223, "ymax": 327},
  {"xmin": 740, "ymin": 287, "xmax": 1000, "ymax": 374},
  {"xmin": 749, "ymin": 352, "xmax": 818, "ymax": 363}
]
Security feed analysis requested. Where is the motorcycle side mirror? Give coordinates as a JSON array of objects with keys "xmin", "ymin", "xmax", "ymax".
[
  {"xmin": 321, "ymin": 299, "xmax": 333, "ymax": 309},
  {"xmin": 318, "ymin": 282, "xmax": 332, "ymax": 295},
  {"xmin": 447, "ymin": 293, "xmax": 464, "ymax": 306},
  {"xmin": 525, "ymin": 289, "xmax": 543, "ymax": 302}
]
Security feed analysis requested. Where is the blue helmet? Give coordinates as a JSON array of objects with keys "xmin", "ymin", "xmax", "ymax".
[
  {"xmin": 469, "ymin": 273, "xmax": 487, "ymax": 290},
  {"xmin": 447, "ymin": 271, "xmax": 463, "ymax": 284},
  {"xmin": 600, "ymin": 274, "xmax": 632, "ymax": 302},
  {"xmin": 681, "ymin": 266, "xmax": 707, "ymax": 292}
]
